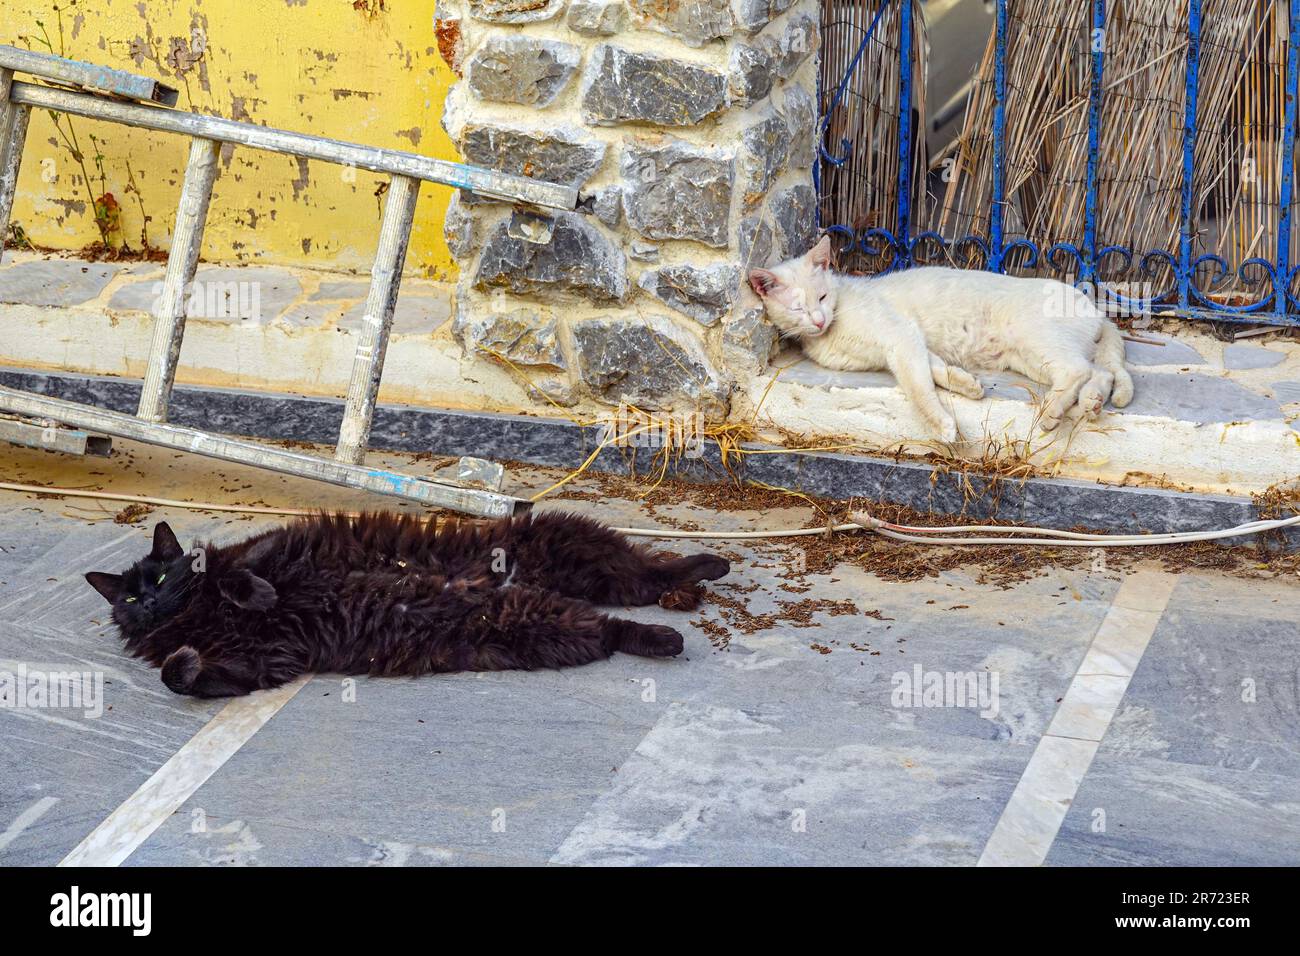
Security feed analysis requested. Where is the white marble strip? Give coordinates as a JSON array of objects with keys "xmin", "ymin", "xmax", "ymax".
[
  {"xmin": 0, "ymin": 796, "xmax": 59, "ymax": 855},
  {"xmin": 59, "ymin": 677, "xmax": 309, "ymax": 867},
  {"xmin": 977, "ymin": 569, "xmax": 1178, "ymax": 867}
]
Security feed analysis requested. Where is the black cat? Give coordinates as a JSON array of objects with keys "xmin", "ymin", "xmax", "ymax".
[{"xmin": 85, "ymin": 511, "xmax": 730, "ymax": 698}]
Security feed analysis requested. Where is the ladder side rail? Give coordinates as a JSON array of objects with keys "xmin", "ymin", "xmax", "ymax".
[
  {"xmin": 9, "ymin": 81, "xmax": 577, "ymax": 211},
  {"xmin": 0, "ymin": 384, "xmax": 530, "ymax": 518},
  {"xmin": 0, "ymin": 67, "xmax": 32, "ymax": 261},
  {"xmin": 0, "ymin": 44, "xmax": 179, "ymax": 105}
]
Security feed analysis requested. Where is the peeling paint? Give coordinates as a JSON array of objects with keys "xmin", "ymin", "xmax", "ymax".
[
  {"xmin": 1, "ymin": 0, "xmax": 460, "ymax": 274},
  {"xmin": 291, "ymin": 156, "xmax": 311, "ymax": 201}
]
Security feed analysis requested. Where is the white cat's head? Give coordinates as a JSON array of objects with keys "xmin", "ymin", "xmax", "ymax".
[{"xmin": 748, "ymin": 235, "xmax": 837, "ymax": 339}]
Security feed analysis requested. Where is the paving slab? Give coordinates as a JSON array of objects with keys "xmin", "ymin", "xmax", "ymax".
[
  {"xmin": 1223, "ymin": 343, "xmax": 1287, "ymax": 370},
  {"xmin": 1118, "ymin": 370, "xmax": 1282, "ymax": 423},
  {"xmin": 1097, "ymin": 579, "xmax": 1300, "ymax": 779},
  {"xmin": 551, "ymin": 700, "xmax": 1028, "ymax": 866},
  {"xmin": 1045, "ymin": 756, "xmax": 1300, "ymax": 866},
  {"xmin": 0, "ymin": 259, "xmax": 119, "ymax": 307},
  {"xmin": 1123, "ymin": 333, "xmax": 1205, "ymax": 367},
  {"xmin": 0, "ymin": 510, "xmax": 229, "ymax": 865},
  {"xmin": 108, "ymin": 266, "xmax": 303, "ymax": 323}
]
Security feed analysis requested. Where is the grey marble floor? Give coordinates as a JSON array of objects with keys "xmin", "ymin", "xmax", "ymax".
[{"xmin": 1, "ymin": 445, "xmax": 1296, "ymax": 866}]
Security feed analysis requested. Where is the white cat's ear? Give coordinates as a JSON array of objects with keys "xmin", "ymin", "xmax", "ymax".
[
  {"xmin": 749, "ymin": 269, "xmax": 780, "ymax": 298},
  {"xmin": 809, "ymin": 235, "xmax": 834, "ymax": 270}
]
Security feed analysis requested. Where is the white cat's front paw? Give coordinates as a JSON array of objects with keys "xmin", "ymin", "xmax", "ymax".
[
  {"xmin": 952, "ymin": 371, "xmax": 984, "ymax": 400},
  {"xmin": 934, "ymin": 418, "xmax": 959, "ymax": 444}
]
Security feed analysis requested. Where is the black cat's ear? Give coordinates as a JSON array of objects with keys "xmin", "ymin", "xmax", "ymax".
[
  {"xmin": 85, "ymin": 572, "xmax": 124, "ymax": 604},
  {"xmin": 218, "ymin": 569, "xmax": 277, "ymax": 611},
  {"xmin": 151, "ymin": 522, "xmax": 184, "ymax": 561}
]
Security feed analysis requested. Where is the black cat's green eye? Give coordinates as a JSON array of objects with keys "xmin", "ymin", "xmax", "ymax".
[
  {"xmin": 125, "ymin": 596, "xmax": 137, "ymax": 603},
  {"xmin": 157, "ymin": 572, "xmax": 167, "ymax": 585}
]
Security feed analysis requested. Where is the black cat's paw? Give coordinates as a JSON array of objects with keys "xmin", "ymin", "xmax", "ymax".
[
  {"xmin": 219, "ymin": 569, "xmax": 277, "ymax": 611},
  {"xmin": 688, "ymin": 554, "xmax": 731, "ymax": 582},
  {"xmin": 620, "ymin": 623, "xmax": 684, "ymax": 658},
  {"xmin": 161, "ymin": 646, "xmax": 203, "ymax": 695}
]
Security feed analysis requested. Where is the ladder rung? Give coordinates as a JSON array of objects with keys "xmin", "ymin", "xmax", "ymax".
[
  {"xmin": 136, "ymin": 136, "xmax": 221, "ymax": 423},
  {"xmin": 336, "ymin": 174, "xmax": 422, "ymax": 465}
]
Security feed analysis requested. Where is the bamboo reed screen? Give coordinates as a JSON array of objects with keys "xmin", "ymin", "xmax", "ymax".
[
  {"xmin": 931, "ymin": 0, "xmax": 1296, "ymax": 297},
  {"xmin": 818, "ymin": 0, "xmax": 929, "ymax": 273}
]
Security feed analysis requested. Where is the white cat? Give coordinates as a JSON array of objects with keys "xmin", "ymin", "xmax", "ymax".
[{"xmin": 748, "ymin": 236, "xmax": 1133, "ymax": 442}]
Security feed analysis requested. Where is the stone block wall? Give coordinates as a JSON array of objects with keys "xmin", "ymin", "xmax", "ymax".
[{"xmin": 434, "ymin": 0, "xmax": 821, "ymax": 420}]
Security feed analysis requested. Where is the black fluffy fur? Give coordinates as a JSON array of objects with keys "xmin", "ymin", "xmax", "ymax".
[{"xmin": 84, "ymin": 511, "xmax": 730, "ymax": 698}]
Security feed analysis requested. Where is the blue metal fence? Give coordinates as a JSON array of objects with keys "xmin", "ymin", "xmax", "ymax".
[{"xmin": 817, "ymin": 0, "xmax": 1300, "ymax": 327}]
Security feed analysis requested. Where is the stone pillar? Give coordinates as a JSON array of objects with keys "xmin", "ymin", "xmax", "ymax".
[{"xmin": 436, "ymin": 0, "xmax": 819, "ymax": 419}]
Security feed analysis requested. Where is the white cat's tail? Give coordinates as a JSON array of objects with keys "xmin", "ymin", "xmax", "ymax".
[{"xmin": 1095, "ymin": 322, "xmax": 1133, "ymax": 407}]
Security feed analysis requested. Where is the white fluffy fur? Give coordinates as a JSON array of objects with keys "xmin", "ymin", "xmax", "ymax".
[{"xmin": 749, "ymin": 237, "xmax": 1134, "ymax": 442}]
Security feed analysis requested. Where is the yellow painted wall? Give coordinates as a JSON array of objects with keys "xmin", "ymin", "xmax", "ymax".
[{"xmin": 1, "ymin": 0, "xmax": 459, "ymax": 277}]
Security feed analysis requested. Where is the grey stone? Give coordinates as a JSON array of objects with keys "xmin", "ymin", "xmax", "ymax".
[
  {"xmin": 781, "ymin": 82, "xmax": 818, "ymax": 169},
  {"xmin": 475, "ymin": 212, "xmax": 629, "ymax": 304},
  {"xmin": 727, "ymin": 40, "xmax": 776, "ymax": 107},
  {"xmin": 738, "ymin": 213, "xmax": 776, "ymax": 268},
  {"xmin": 339, "ymin": 295, "xmax": 452, "ymax": 335},
  {"xmin": 1119, "ymin": 370, "xmax": 1281, "ymax": 423},
  {"xmin": 629, "ymin": 241, "xmax": 660, "ymax": 263},
  {"xmin": 727, "ymin": 11, "xmax": 815, "ymax": 104},
  {"xmin": 1271, "ymin": 380, "xmax": 1300, "ymax": 404},
  {"xmin": 739, "ymin": 111, "xmax": 790, "ymax": 206},
  {"xmin": 571, "ymin": 314, "xmax": 728, "ymax": 413},
  {"xmin": 455, "ymin": 307, "xmax": 567, "ymax": 369},
  {"xmin": 581, "ymin": 45, "xmax": 727, "ymax": 127},
  {"xmin": 1122, "ymin": 332, "xmax": 1205, "ymax": 367},
  {"xmin": 108, "ymin": 266, "xmax": 303, "ymax": 324},
  {"xmin": 310, "ymin": 280, "xmax": 370, "ymax": 301},
  {"xmin": 0, "ymin": 259, "xmax": 118, "ymax": 307},
  {"xmin": 774, "ymin": 13, "xmax": 817, "ymax": 78},
  {"xmin": 638, "ymin": 263, "xmax": 740, "ymax": 326},
  {"xmin": 467, "ymin": 0, "xmax": 565, "ymax": 23},
  {"xmin": 1223, "ymin": 342, "xmax": 1287, "ymax": 370},
  {"xmin": 459, "ymin": 124, "xmax": 606, "ymax": 188},
  {"xmin": 565, "ymin": 0, "xmax": 629, "ymax": 35},
  {"xmin": 466, "ymin": 36, "xmax": 580, "ymax": 107},
  {"xmin": 592, "ymin": 187, "xmax": 623, "ymax": 228},
  {"xmin": 770, "ymin": 182, "xmax": 817, "ymax": 258},
  {"xmin": 443, "ymin": 193, "xmax": 477, "ymax": 260},
  {"xmin": 722, "ymin": 306, "xmax": 778, "ymax": 371},
  {"xmin": 733, "ymin": 0, "xmax": 797, "ymax": 34},
  {"xmin": 622, "ymin": 139, "xmax": 734, "ymax": 248},
  {"xmin": 629, "ymin": 0, "xmax": 734, "ymax": 46}
]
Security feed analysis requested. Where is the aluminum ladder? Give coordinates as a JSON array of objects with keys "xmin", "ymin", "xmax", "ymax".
[{"xmin": 0, "ymin": 45, "xmax": 579, "ymax": 519}]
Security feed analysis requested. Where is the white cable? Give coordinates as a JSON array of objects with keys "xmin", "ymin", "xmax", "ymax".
[
  {"xmin": 851, "ymin": 510, "xmax": 1300, "ymax": 547},
  {"xmin": 2, "ymin": 479, "xmax": 1293, "ymax": 547},
  {"xmin": 856, "ymin": 514, "xmax": 1288, "ymax": 542},
  {"xmin": 613, "ymin": 523, "xmax": 861, "ymax": 539}
]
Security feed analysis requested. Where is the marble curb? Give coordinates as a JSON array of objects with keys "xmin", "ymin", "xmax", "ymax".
[{"xmin": 1, "ymin": 367, "xmax": 1292, "ymax": 547}]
